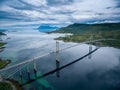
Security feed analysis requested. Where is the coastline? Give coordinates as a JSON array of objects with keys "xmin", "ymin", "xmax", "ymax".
[
  {"xmin": 7, "ymin": 79, "xmax": 23, "ymax": 90},
  {"xmin": 0, "ymin": 59, "xmax": 11, "ymax": 69},
  {"xmin": 54, "ymin": 34, "xmax": 120, "ymax": 48},
  {"xmin": 0, "ymin": 79, "xmax": 23, "ymax": 90},
  {"xmin": 0, "ymin": 42, "xmax": 11, "ymax": 69},
  {"xmin": 0, "ymin": 32, "xmax": 23, "ymax": 90}
]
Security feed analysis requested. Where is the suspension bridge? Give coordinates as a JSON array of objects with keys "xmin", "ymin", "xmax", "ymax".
[{"xmin": 0, "ymin": 37, "xmax": 116, "ymax": 87}]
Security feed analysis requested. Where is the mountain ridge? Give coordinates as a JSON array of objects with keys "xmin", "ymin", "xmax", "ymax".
[
  {"xmin": 51, "ymin": 23, "xmax": 120, "ymax": 34},
  {"xmin": 50, "ymin": 23, "xmax": 120, "ymax": 48}
]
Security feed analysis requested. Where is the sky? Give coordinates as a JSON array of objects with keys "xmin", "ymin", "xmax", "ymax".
[{"xmin": 0, "ymin": 0, "xmax": 120, "ymax": 29}]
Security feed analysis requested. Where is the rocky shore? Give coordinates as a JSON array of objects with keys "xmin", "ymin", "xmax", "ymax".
[
  {"xmin": 0, "ymin": 32, "xmax": 23, "ymax": 90},
  {"xmin": 0, "ymin": 59, "xmax": 11, "ymax": 69}
]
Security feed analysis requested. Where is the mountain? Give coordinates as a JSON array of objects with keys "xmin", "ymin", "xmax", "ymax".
[
  {"xmin": 38, "ymin": 25, "xmax": 58, "ymax": 32},
  {"xmin": 51, "ymin": 23, "xmax": 120, "ymax": 34},
  {"xmin": 50, "ymin": 23, "xmax": 120, "ymax": 48}
]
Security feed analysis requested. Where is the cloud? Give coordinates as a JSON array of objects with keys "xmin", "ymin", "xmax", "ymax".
[
  {"xmin": 20, "ymin": 0, "xmax": 48, "ymax": 7},
  {"xmin": 0, "ymin": 0, "xmax": 120, "ymax": 29}
]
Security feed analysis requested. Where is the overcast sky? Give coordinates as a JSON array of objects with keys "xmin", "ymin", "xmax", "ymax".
[{"xmin": 0, "ymin": 0, "xmax": 120, "ymax": 29}]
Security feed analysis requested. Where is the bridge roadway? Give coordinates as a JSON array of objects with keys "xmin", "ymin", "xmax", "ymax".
[
  {"xmin": 0, "ymin": 38, "xmax": 114, "ymax": 73},
  {"xmin": 22, "ymin": 47, "xmax": 99, "ymax": 86}
]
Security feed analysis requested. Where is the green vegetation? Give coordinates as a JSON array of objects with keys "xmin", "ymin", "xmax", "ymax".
[
  {"xmin": 0, "ymin": 41, "xmax": 8, "ymax": 69},
  {"xmin": 0, "ymin": 31, "xmax": 6, "ymax": 47},
  {"xmin": 0, "ymin": 60, "xmax": 10, "ymax": 69},
  {"xmin": 8, "ymin": 79, "xmax": 23, "ymax": 90},
  {"xmin": 0, "ymin": 42, "xmax": 6, "ymax": 47},
  {"xmin": 0, "ymin": 32, "xmax": 10, "ymax": 69},
  {"xmin": 0, "ymin": 32, "xmax": 13, "ymax": 90},
  {"xmin": 51, "ymin": 23, "xmax": 120, "ymax": 48},
  {"xmin": 0, "ymin": 82, "xmax": 13, "ymax": 90}
]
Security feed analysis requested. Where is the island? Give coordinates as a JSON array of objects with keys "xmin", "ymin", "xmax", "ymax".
[
  {"xmin": 0, "ymin": 32, "xmax": 10, "ymax": 69},
  {"xmin": 50, "ymin": 23, "xmax": 120, "ymax": 48},
  {"xmin": 0, "ymin": 32, "xmax": 22, "ymax": 90}
]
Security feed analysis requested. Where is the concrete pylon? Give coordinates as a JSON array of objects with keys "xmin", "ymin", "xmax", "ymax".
[
  {"xmin": 56, "ymin": 41, "xmax": 60, "ymax": 78},
  {"xmin": 33, "ymin": 61, "xmax": 37, "ymax": 72},
  {"xmin": 56, "ymin": 41, "xmax": 59, "ymax": 62},
  {"xmin": 95, "ymin": 42, "xmax": 99, "ymax": 49},
  {"xmin": 89, "ymin": 44, "xmax": 92, "ymax": 59},
  {"xmin": 27, "ymin": 65, "xmax": 30, "ymax": 80},
  {"xmin": 88, "ymin": 33, "xmax": 93, "ymax": 59},
  {"xmin": 19, "ymin": 69, "xmax": 22, "ymax": 77},
  {"xmin": 0, "ymin": 74, "xmax": 3, "ymax": 82}
]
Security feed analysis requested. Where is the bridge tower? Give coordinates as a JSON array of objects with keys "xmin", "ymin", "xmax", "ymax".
[
  {"xmin": 95, "ymin": 42, "xmax": 99, "ymax": 49},
  {"xmin": 33, "ymin": 61, "xmax": 37, "ymax": 72},
  {"xmin": 89, "ymin": 33, "xmax": 93, "ymax": 59},
  {"xmin": 56, "ymin": 41, "xmax": 60, "ymax": 77},
  {"xmin": 27, "ymin": 65, "xmax": 30, "ymax": 80},
  {"xmin": 56, "ymin": 41, "xmax": 59, "ymax": 62},
  {"xmin": 33, "ymin": 61, "xmax": 37, "ymax": 77},
  {"xmin": 19, "ymin": 68, "xmax": 23, "ymax": 83}
]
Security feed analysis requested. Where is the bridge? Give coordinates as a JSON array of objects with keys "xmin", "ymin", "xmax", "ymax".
[{"xmin": 0, "ymin": 37, "xmax": 118, "ymax": 88}]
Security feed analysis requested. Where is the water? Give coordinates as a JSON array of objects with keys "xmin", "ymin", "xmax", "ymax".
[{"xmin": 0, "ymin": 29, "xmax": 120, "ymax": 90}]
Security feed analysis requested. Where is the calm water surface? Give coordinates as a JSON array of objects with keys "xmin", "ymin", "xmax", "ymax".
[{"xmin": 0, "ymin": 30, "xmax": 120, "ymax": 90}]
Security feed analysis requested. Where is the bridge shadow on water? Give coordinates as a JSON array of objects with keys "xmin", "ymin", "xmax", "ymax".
[{"xmin": 21, "ymin": 48, "xmax": 98, "ymax": 86}]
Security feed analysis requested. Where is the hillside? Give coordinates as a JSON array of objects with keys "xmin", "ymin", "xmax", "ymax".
[
  {"xmin": 50, "ymin": 23, "xmax": 120, "ymax": 48},
  {"xmin": 51, "ymin": 23, "xmax": 120, "ymax": 34}
]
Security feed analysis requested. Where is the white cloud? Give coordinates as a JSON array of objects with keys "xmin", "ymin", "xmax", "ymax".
[
  {"xmin": 0, "ymin": 0, "xmax": 120, "ymax": 28},
  {"xmin": 21, "ymin": 10, "xmax": 46, "ymax": 19},
  {"xmin": 21, "ymin": 0, "xmax": 47, "ymax": 6}
]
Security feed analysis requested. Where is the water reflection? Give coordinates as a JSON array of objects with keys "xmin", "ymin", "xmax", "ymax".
[
  {"xmin": 56, "ymin": 61, "xmax": 60, "ymax": 78},
  {"xmin": 0, "ymin": 30, "xmax": 120, "ymax": 90}
]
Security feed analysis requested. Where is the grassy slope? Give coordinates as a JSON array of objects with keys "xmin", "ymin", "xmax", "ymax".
[
  {"xmin": 0, "ymin": 32, "xmax": 9, "ymax": 69},
  {"xmin": 0, "ymin": 60, "xmax": 10, "ymax": 69},
  {"xmin": 51, "ymin": 23, "xmax": 120, "ymax": 48},
  {"xmin": 51, "ymin": 23, "xmax": 120, "ymax": 34},
  {"xmin": 0, "ymin": 42, "xmax": 6, "ymax": 47}
]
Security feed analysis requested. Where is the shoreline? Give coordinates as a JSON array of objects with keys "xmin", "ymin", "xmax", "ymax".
[
  {"xmin": 0, "ymin": 79, "xmax": 23, "ymax": 90},
  {"xmin": 0, "ymin": 35, "xmax": 10, "ymax": 69},
  {"xmin": 0, "ymin": 59, "xmax": 11, "ymax": 69},
  {"xmin": 7, "ymin": 79, "xmax": 23, "ymax": 90},
  {"xmin": 55, "ymin": 36, "xmax": 120, "ymax": 48},
  {"xmin": 0, "ymin": 42, "xmax": 11, "ymax": 69},
  {"xmin": 0, "ymin": 33, "xmax": 23, "ymax": 90}
]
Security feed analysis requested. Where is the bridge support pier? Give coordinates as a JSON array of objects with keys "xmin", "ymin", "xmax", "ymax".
[
  {"xmin": 19, "ymin": 69, "xmax": 23, "ymax": 83},
  {"xmin": 88, "ymin": 44, "xmax": 92, "ymax": 59},
  {"xmin": 33, "ymin": 61, "xmax": 37, "ymax": 78},
  {"xmin": 27, "ymin": 66, "xmax": 30, "ymax": 80},
  {"xmin": 0, "ymin": 74, "xmax": 3, "ymax": 82},
  {"xmin": 19, "ymin": 69, "xmax": 22, "ymax": 77},
  {"xmin": 33, "ymin": 61, "xmax": 37, "ymax": 72},
  {"xmin": 88, "ymin": 33, "xmax": 93, "ymax": 59}
]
